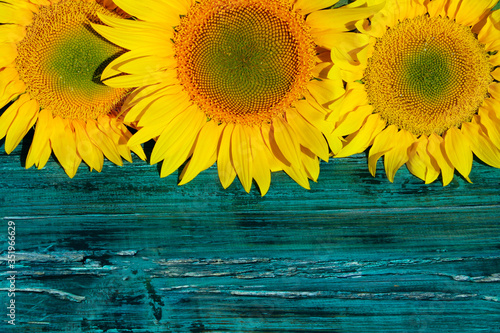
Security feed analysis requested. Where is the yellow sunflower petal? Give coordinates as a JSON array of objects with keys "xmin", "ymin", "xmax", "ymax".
[
  {"xmin": 307, "ymin": 1, "xmax": 385, "ymax": 33},
  {"xmin": 97, "ymin": 116, "xmax": 133, "ymax": 163},
  {"xmin": 478, "ymin": 105, "xmax": 500, "ymax": 148},
  {"xmin": 406, "ymin": 136, "xmax": 440, "ymax": 184},
  {"xmin": 367, "ymin": 124, "xmax": 397, "ymax": 177},
  {"xmin": 260, "ymin": 123, "xmax": 284, "ymax": 172},
  {"xmin": 5, "ymin": 98, "xmax": 38, "ymax": 154},
  {"xmin": 321, "ymin": 33, "xmax": 371, "ymax": 65},
  {"xmin": 137, "ymin": 91, "xmax": 191, "ymax": 128},
  {"xmin": 354, "ymin": 2, "xmax": 396, "ymax": 38},
  {"xmin": 0, "ymin": 3, "xmax": 33, "ymax": 25},
  {"xmin": 383, "ymin": 129, "xmax": 415, "ymax": 182},
  {"xmin": 0, "ymin": 67, "xmax": 21, "ymax": 94},
  {"xmin": 151, "ymin": 107, "xmax": 206, "ymax": 165},
  {"xmin": 427, "ymin": 133, "xmax": 454, "ymax": 186},
  {"xmin": 179, "ymin": 121, "xmax": 224, "ymax": 186},
  {"xmin": 112, "ymin": 55, "xmax": 175, "ymax": 78},
  {"xmin": 294, "ymin": 99, "xmax": 329, "ymax": 133},
  {"xmin": 159, "ymin": 149, "xmax": 188, "ymax": 178},
  {"xmin": 336, "ymin": 113, "xmax": 386, "ymax": 158},
  {"xmin": 272, "ymin": 117, "xmax": 301, "ymax": 167},
  {"xmin": 92, "ymin": 15, "xmax": 171, "ymax": 51},
  {"xmin": 29, "ymin": 0, "xmax": 50, "ymax": 7},
  {"xmin": 492, "ymin": 68, "xmax": 500, "ymax": 81},
  {"xmin": 403, "ymin": 1, "xmax": 429, "ymax": 23},
  {"xmin": 249, "ymin": 126, "xmax": 272, "ymax": 196},
  {"xmin": 336, "ymin": 54, "xmax": 369, "ymax": 82},
  {"xmin": 488, "ymin": 82, "xmax": 500, "ymax": 101},
  {"xmin": 444, "ymin": 127, "xmax": 473, "ymax": 183},
  {"xmin": 0, "ymin": 25, "xmax": 26, "ymax": 43},
  {"xmin": 286, "ymin": 108, "xmax": 329, "ymax": 161},
  {"xmin": 301, "ymin": 147, "xmax": 320, "ymax": 182},
  {"xmin": 0, "ymin": 43, "xmax": 18, "ymax": 67},
  {"xmin": 130, "ymin": 145, "xmax": 146, "ymax": 161},
  {"xmin": 73, "ymin": 120, "xmax": 104, "ymax": 172},
  {"xmin": 0, "ymin": 79, "xmax": 26, "ymax": 108},
  {"xmin": 217, "ymin": 123, "xmax": 237, "ymax": 189},
  {"xmin": 406, "ymin": 139, "xmax": 428, "ymax": 182},
  {"xmin": 231, "ymin": 125, "xmax": 253, "ymax": 193},
  {"xmin": 420, "ymin": 138, "xmax": 440, "ymax": 184},
  {"xmin": 294, "ymin": 0, "xmax": 339, "ymax": 15},
  {"xmin": 101, "ymin": 48, "xmax": 175, "ymax": 80},
  {"xmin": 50, "ymin": 117, "xmax": 82, "ymax": 178},
  {"xmin": 283, "ymin": 163, "xmax": 311, "ymax": 190},
  {"xmin": 36, "ymin": 141, "xmax": 52, "ymax": 169},
  {"xmin": 331, "ymin": 105, "xmax": 373, "ymax": 138},
  {"xmin": 311, "ymin": 52, "xmax": 332, "ymax": 79},
  {"xmin": 124, "ymin": 84, "xmax": 184, "ymax": 124},
  {"xmin": 2, "ymin": 0, "xmax": 39, "ymax": 12},
  {"xmin": 103, "ymin": 70, "xmax": 177, "ymax": 89},
  {"xmin": 86, "ymin": 119, "xmax": 123, "ymax": 166},
  {"xmin": 324, "ymin": 132, "xmax": 343, "ymax": 155},
  {"xmin": 159, "ymin": 121, "xmax": 204, "ymax": 179},
  {"xmin": 0, "ymin": 94, "xmax": 28, "ymax": 141},
  {"xmin": 166, "ymin": 0, "xmax": 195, "ymax": 13},
  {"xmin": 454, "ymin": 0, "xmax": 497, "ymax": 27},
  {"xmin": 426, "ymin": 0, "xmax": 447, "ymax": 17},
  {"xmin": 151, "ymin": 112, "xmax": 206, "ymax": 172},
  {"xmin": 478, "ymin": 9, "xmax": 500, "ymax": 51},
  {"xmin": 128, "ymin": 111, "xmax": 188, "ymax": 148},
  {"xmin": 306, "ymin": 75, "xmax": 345, "ymax": 107},
  {"xmin": 488, "ymin": 52, "xmax": 500, "ymax": 67},
  {"xmin": 327, "ymin": 82, "xmax": 368, "ymax": 122},
  {"xmin": 26, "ymin": 109, "xmax": 53, "ymax": 169},
  {"xmin": 109, "ymin": 118, "xmax": 146, "ymax": 161},
  {"xmin": 126, "ymin": 126, "xmax": 158, "ymax": 148},
  {"xmin": 462, "ymin": 121, "xmax": 500, "ymax": 168},
  {"xmin": 113, "ymin": 0, "xmax": 183, "ymax": 25}
]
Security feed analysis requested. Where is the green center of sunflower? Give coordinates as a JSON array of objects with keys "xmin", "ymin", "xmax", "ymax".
[
  {"xmin": 365, "ymin": 16, "xmax": 492, "ymax": 136},
  {"xmin": 404, "ymin": 48, "xmax": 453, "ymax": 103},
  {"xmin": 46, "ymin": 25, "xmax": 118, "ymax": 101},
  {"xmin": 175, "ymin": 0, "xmax": 315, "ymax": 125},
  {"xmin": 15, "ymin": 0, "xmax": 126, "ymax": 120}
]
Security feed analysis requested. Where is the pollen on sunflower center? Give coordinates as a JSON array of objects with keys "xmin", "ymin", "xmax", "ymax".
[
  {"xmin": 175, "ymin": 0, "xmax": 315, "ymax": 125},
  {"xmin": 15, "ymin": 0, "xmax": 126, "ymax": 121},
  {"xmin": 364, "ymin": 16, "xmax": 492, "ymax": 136}
]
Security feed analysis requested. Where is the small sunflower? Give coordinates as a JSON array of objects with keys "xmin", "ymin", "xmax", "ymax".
[
  {"xmin": 322, "ymin": 0, "xmax": 500, "ymax": 185},
  {"xmin": 93, "ymin": 0, "xmax": 381, "ymax": 195},
  {"xmin": 0, "ymin": 0, "xmax": 145, "ymax": 178}
]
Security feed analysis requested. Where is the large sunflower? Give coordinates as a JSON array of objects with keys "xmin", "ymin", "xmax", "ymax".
[
  {"xmin": 320, "ymin": 0, "xmax": 500, "ymax": 185},
  {"xmin": 92, "ymin": 0, "xmax": 382, "ymax": 195},
  {"xmin": 0, "ymin": 0, "xmax": 145, "ymax": 178}
]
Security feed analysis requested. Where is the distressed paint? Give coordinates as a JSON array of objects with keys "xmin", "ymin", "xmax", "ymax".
[{"xmin": 1, "ymin": 143, "xmax": 500, "ymax": 332}]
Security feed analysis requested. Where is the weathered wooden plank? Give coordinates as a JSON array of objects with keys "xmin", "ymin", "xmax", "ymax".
[{"xmin": 1, "ymin": 145, "xmax": 500, "ymax": 332}]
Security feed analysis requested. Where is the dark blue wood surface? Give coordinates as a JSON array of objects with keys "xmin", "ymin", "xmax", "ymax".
[
  {"xmin": 1, "ymin": 141, "xmax": 499, "ymax": 332},
  {"xmin": 2, "ymin": 0, "xmax": 500, "ymax": 331}
]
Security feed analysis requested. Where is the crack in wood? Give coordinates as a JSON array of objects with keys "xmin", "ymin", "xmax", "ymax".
[{"xmin": 0, "ymin": 287, "xmax": 85, "ymax": 302}]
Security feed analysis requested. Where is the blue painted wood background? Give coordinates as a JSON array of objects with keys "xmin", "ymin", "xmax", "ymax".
[
  {"xmin": 1, "ymin": 137, "xmax": 500, "ymax": 332},
  {"xmin": 2, "ymin": 0, "xmax": 500, "ymax": 331}
]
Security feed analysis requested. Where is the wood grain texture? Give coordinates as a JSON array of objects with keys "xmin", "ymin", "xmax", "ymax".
[{"xmin": 1, "ymin": 142, "xmax": 500, "ymax": 332}]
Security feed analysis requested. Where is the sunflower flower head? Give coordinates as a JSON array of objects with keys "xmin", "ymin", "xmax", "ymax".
[
  {"xmin": 174, "ymin": 0, "xmax": 316, "ymax": 126},
  {"xmin": 326, "ymin": 0, "xmax": 500, "ymax": 185},
  {"xmin": 93, "ymin": 0, "xmax": 381, "ymax": 195},
  {"xmin": 0, "ymin": 0, "xmax": 145, "ymax": 178}
]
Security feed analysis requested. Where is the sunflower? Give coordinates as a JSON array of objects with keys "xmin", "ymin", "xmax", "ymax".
[
  {"xmin": 0, "ymin": 0, "xmax": 145, "ymax": 178},
  {"xmin": 92, "ymin": 0, "xmax": 382, "ymax": 195},
  {"xmin": 320, "ymin": 0, "xmax": 500, "ymax": 185}
]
